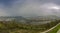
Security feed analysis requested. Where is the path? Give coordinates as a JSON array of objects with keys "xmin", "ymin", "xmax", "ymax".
[
  {"xmin": 40, "ymin": 23, "xmax": 60, "ymax": 33},
  {"xmin": 57, "ymin": 29, "xmax": 60, "ymax": 33}
]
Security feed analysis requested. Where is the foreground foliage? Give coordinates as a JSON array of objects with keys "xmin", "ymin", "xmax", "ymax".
[{"xmin": 0, "ymin": 20, "xmax": 60, "ymax": 33}]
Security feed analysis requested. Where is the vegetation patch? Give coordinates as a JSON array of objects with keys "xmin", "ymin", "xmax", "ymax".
[{"xmin": 0, "ymin": 20, "xmax": 60, "ymax": 33}]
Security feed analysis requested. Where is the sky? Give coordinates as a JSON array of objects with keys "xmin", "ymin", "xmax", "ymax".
[{"xmin": 0, "ymin": 0, "xmax": 60, "ymax": 17}]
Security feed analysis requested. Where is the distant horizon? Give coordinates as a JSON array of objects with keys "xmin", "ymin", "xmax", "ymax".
[{"xmin": 0, "ymin": 15, "xmax": 58, "ymax": 17}]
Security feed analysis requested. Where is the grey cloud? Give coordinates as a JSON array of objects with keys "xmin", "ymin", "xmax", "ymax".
[
  {"xmin": 0, "ymin": 0, "xmax": 60, "ymax": 17},
  {"xmin": 16, "ymin": 0, "xmax": 60, "ymax": 17}
]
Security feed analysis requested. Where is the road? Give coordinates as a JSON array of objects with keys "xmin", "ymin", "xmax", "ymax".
[
  {"xmin": 40, "ymin": 23, "xmax": 60, "ymax": 33},
  {"xmin": 57, "ymin": 29, "xmax": 60, "ymax": 33}
]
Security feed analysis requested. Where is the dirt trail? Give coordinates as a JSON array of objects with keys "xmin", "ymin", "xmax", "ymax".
[
  {"xmin": 40, "ymin": 23, "xmax": 60, "ymax": 33},
  {"xmin": 57, "ymin": 29, "xmax": 60, "ymax": 33}
]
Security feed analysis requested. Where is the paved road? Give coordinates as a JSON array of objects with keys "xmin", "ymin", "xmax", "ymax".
[{"xmin": 57, "ymin": 29, "xmax": 60, "ymax": 33}]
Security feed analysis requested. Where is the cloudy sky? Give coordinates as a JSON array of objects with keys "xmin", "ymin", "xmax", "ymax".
[{"xmin": 0, "ymin": 0, "xmax": 60, "ymax": 17}]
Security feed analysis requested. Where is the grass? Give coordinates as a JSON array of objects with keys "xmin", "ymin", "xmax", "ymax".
[{"xmin": 48, "ymin": 23, "xmax": 60, "ymax": 33}]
